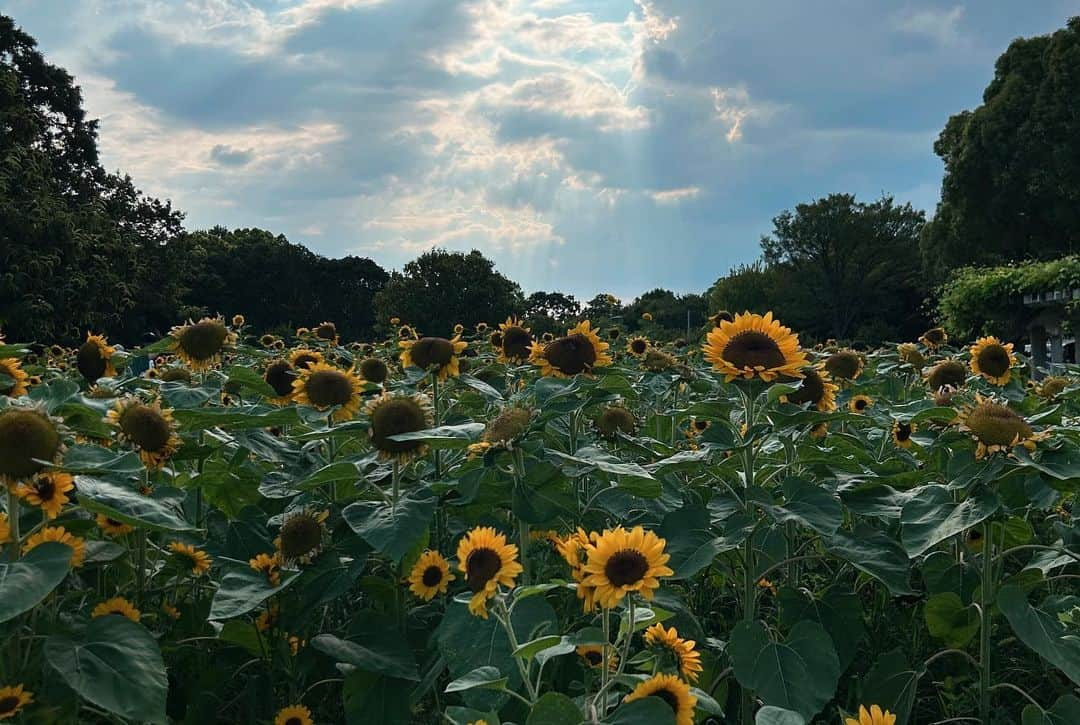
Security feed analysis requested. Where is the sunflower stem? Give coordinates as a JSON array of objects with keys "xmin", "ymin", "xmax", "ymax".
[
  {"xmin": 6, "ymin": 488, "xmax": 19, "ymax": 561},
  {"xmin": 978, "ymin": 519, "xmax": 994, "ymax": 724},
  {"xmin": 740, "ymin": 385, "xmax": 758, "ymax": 725},
  {"xmin": 391, "ymin": 460, "xmax": 400, "ymax": 514},
  {"xmin": 136, "ymin": 528, "xmax": 147, "ymax": 610},
  {"xmin": 512, "ymin": 448, "xmax": 530, "ymax": 584},
  {"xmin": 431, "ymin": 373, "xmax": 442, "ymax": 480}
]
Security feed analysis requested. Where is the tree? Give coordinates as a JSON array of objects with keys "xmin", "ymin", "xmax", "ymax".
[
  {"xmin": 523, "ymin": 291, "xmax": 581, "ymax": 336},
  {"xmin": 921, "ymin": 17, "xmax": 1080, "ymax": 279},
  {"xmin": 624, "ymin": 289, "xmax": 709, "ymax": 337},
  {"xmin": 708, "ymin": 262, "xmax": 785, "ymax": 318},
  {"xmin": 373, "ymin": 249, "xmax": 523, "ymax": 336}
]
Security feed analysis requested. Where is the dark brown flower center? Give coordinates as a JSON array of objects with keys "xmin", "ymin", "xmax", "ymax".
[
  {"xmin": 178, "ymin": 321, "xmax": 228, "ymax": 360},
  {"xmin": 895, "ymin": 422, "xmax": 912, "ymax": 441},
  {"xmin": 280, "ymin": 514, "xmax": 322, "ymax": 560},
  {"xmin": 928, "ymin": 361, "xmax": 966, "ymax": 391},
  {"xmin": 976, "ymin": 344, "xmax": 1011, "ymax": 377},
  {"xmin": 788, "ymin": 369, "xmax": 825, "ymax": 406},
  {"xmin": 315, "ymin": 323, "xmax": 337, "ymax": 340},
  {"xmin": 292, "ymin": 352, "xmax": 320, "ymax": 370},
  {"xmin": 722, "ymin": 331, "xmax": 785, "ymax": 371},
  {"xmin": 630, "ymin": 339, "xmax": 648, "ymax": 354},
  {"xmin": 32, "ymin": 474, "xmax": 57, "ymax": 500},
  {"xmin": 466, "ymin": 547, "xmax": 502, "ymax": 592},
  {"xmin": 0, "ymin": 695, "xmax": 20, "ymax": 713},
  {"xmin": 489, "ymin": 331, "xmax": 504, "ymax": 348},
  {"xmin": 77, "ymin": 341, "xmax": 108, "ymax": 381},
  {"xmin": 370, "ymin": 398, "xmax": 428, "ymax": 453},
  {"xmin": 359, "ymin": 357, "xmax": 388, "ymax": 383},
  {"xmin": 854, "ymin": 398, "xmax": 868, "ymax": 411},
  {"xmin": 484, "ymin": 408, "xmax": 531, "ymax": 443},
  {"xmin": 286, "ymin": 718, "xmax": 302, "ymax": 725},
  {"xmin": 120, "ymin": 405, "xmax": 172, "ymax": 451},
  {"xmin": 654, "ymin": 688, "xmax": 680, "ymax": 713},
  {"xmin": 712, "ymin": 311, "xmax": 734, "ymax": 326},
  {"xmin": 265, "ymin": 361, "xmax": 296, "ymax": 396},
  {"xmin": 160, "ymin": 367, "xmax": 192, "ymax": 383},
  {"xmin": 501, "ymin": 327, "xmax": 532, "ymax": 360},
  {"xmin": 605, "ymin": 549, "xmax": 649, "ymax": 587},
  {"xmin": 693, "ymin": 420, "xmax": 709, "ymax": 431},
  {"xmin": 409, "ymin": 338, "xmax": 455, "ymax": 369},
  {"xmin": 584, "ymin": 650, "xmax": 603, "ymax": 666},
  {"xmin": 544, "ymin": 334, "xmax": 597, "ymax": 374},
  {"xmin": 597, "ymin": 407, "xmax": 636, "ymax": 436},
  {"xmin": 0, "ymin": 409, "xmax": 61, "ymax": 479},
  {"xmin": 421, "ymin": 565, "xmax": 443, "ymax": 587},
  {"xmin": 924, "ymin": 328, "xmax": 946, "ymax": 344},
  {"xmin": 304, "ymin": 370, "xmax": 354, "ymax": 408},
  {"xmin": 824, "ymin": 352, "xmax": 860, "ymax": 380},
  {"xmin": 967, "ymin": 403, "xmax": 1032, "ymax": 446}
]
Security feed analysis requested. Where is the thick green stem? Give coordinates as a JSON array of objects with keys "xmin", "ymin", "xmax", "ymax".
[
  {"xmin": 740, "ymin": 387, "xmax": 757, "ymax": 725},
  {"xmin": 6, "ymin": 489, "xmax": 19, "ymax": 561},
  {"xmin": 512, "ymin": 448, "xmax": 530, "ymax": 584},
  {"xmin": 391, "ymin": 460, "xmax": 400, "ymax": 513},
  {"xmin": 979, "ymin": 520, "xmax": 994, "ymax": 724},
  {"xmin": 136, "ymin": 528, "xmax": 148, "ymax": 610},
  {"xmin": 431, "ymin": 374, "xmax": 442, "ymax": 479}
]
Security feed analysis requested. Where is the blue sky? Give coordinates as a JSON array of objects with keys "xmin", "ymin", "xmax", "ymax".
[{"xmin": 4, "ymin": 1, "xmax": 1078, "ymax": 300}]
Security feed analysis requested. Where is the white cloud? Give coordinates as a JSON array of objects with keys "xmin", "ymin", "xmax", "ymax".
[
  {"xmin": 893, "ymin": 5, "xmax": 965, "ymax": 47},
  {"xmin": 650, "ymin": 186, "xmax": 701, "ymax": 204}
]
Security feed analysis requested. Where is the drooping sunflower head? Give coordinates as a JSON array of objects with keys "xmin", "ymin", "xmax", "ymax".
[
  {"xmin": 314, "ymin": 321, "xmax": 339, "ymax": 343},
  {"xmin": 959, "ymin": 395, "xmax": 1045, "ymax": 459},
  {"xmin": 407, "ymin": 550, "xmax": 455, "ymax": 601},
  {"xmin": 582, "ymin": 526, "xmax": 673, "ymax": 608},
  {"xmin": 919, "ymin": 327, "xmax": 948, "ymax": 349},
  {"xmin": 0, "ymin": 684, "xmax": 33, "ymax": 720},
  {"xmin": 702, "ymin": 311, "xmax": 808, "ymax": 382},
  {"xmin": 277, "ymin": 508, "xmax": 329, "ymax": 566},
  {"xmin": 641, "ymin": 312, "xmax": 653, "ymax": 321},
  {"xmin": 96, "ymin": 513, "xmax": 134, "ymax": 537},
  {"xmin": 399, "ymin": 336, "xmax": 467, "ymax": 380},
  {"xmin": 107, "ymin": 397, "xmax": 181, "ymax": 469},
  {"xmin": 824, "ymin": 349, "xmax": 863, "ymax": 381},
  {"xmin": 607, "ymin": 327, "xmax": 622, "ymax": 340},
  {"xmin": 76, "ymin": 333, "xmax": 117, "ymax": 382},
  {"xmin": 0, "ymin": 406, "xmax": 65, "ymax": 482},
  {"xmin": 264, "ymin": 360, "xmax": 297, "ymax": 403},
  {"xmin": 170, "ymin": 317, "xmax": 236, "ymax": 370},
  {"xmin": 158, "ymin": 366, "xmax": 192, "ymax": 384},
  {"xmin": 289, "ymin": 348, "xmax": 324, "ymax": 371},
  {"xmin": 1033, "ymin": 375, "xmax": 1070, "ymax": 400},
  {"xmin": 844, "ymin": 704, "xmax": 897, "ymax": 725},
  {"xmin": 16, "ymin": 470, "xmax": 74, "ymax": 520},
  {"xmin": 643, "ymin": 348, "xmax": 677, "ymax": 373},
  {"xmin": 643, "ymin": 623, "xmax": 703, "ymax": 683},
  {"xmin": 783, "ymin": 365, "xmax": 838, "ymax": 412},
  {"xmin": 291, "ymin": 362, "xmax": 364, "ymax": 422},
  {"xmin": 168, "ymin": 541, "xmax": 212, "ymax": 575},
  {"xmin": 91, "ymin": 596, "xmax": 141, "ymax": 622},
  {"xmin": 709, "ymin": 310, "xmax": 735, "ymax": 327},
  {"xmin": 456, "ymin": 526, "xmax": 523, "ymax": 618},
  {"xmin": 926, "ymin": 360, "xmax": 967, "ymax": 393},
  {"xmin": 595, "ymin": 405, "xmax": 637, "ymax": 438},
  {"xmin": 970, "ymin": 336, "xmax": 1016, "ymax": 385},
  {"xmin": 897, "ymin": 342, "xmax": 926, "ymax": 369},
  {"xmin": 530, "ymin": 321, "xmax": 612, "ymax": 377},
  {"xmin": 623, "ymin": 673, "xmax": 697, "ymax": 725},
  {"xmin": 626, "ymin": 336, "xmax": 650, "ymax": 358},
  {"xmin": 848, "ymin": 394, "xmax": 873, "ymax": 414},
  {"xmin": 0, "ymin": 357, "xmax": 30, "ymax": 398},
  {"xmin": 483, "ymin": 406, "xmax": 532, "ymax": 444},
  {"xmin": 357, "ymin": 357, "xmax": 388, "ymax": 384},
  {"xmin": 497, "ymin": 317, "xmax": 533, "ymax": 362},
  {"xmin": 364, "ymin": 392, "xmax": 434, "ymax": 462},
  {"xmin": 891, "ymin": 420, "xmax": 916, "ymax": 448}
]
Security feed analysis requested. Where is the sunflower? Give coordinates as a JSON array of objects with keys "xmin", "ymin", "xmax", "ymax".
[
  {"xmin": 364, "ymin": 392, "xmax": 434, "ymax": 463},
  {"xmin": 965, "ymin": 527, "xmax": 984, "ymax": 553},
  {"xmin": 249, "ymin": 552, "xmax": 282, "ymax": 586},
  {"xmin": 276, "ymin": 508, "xmax": 329, "ymax": 566},
  {"xmin": 1033, "ymin": 375, "xmax": 1070, "ymax": 399},
  {"xmin": 22, "ymin": 526, "xmax": 85, "ymax": 567},
  {"xmin": 96, "ymin": 514, "xmax": 134, "ymax": 537},
  {"xmin": 623, "ymin": 673, "xmax": 696, "ymax": 725},
  {"xmin": 168, "ymin": 541, "xmax": 212, "ymax": 576},
  {"xmin": 497, "ymin": 317, "xmax": 533, "ymax": 363},
  {"xmin": 926, "ymin": 360, "xmax": 967, "ymax": 393},
  {"xmin": 824, "ymin": 349, "xmax": 863, "ymax": 381},
  {"xmin": 16, "ymin": 470, "xmax": 74, "ymax": 519},
  {"xmin": 958, "ymin": 395, "xmax": 1048, "ymax": 459},
  {"xmin": 782, "ymin": 365, "xmax": 838, "ymax": 412},
  {"xmin": 106, "ymin": 397, "xmax": 181, "ymax": 469},
  {"xmin": 475, "ymin": 322, "xmax": 489, "ymax": 333},
  {"xmin": 289, "ymin": 348, "xmax": 324, "ymax": 371},
  {"xmin": 389, "ymin": 317, "xmax": 401, "ymax": 326},
  {"xmin": 0, "ymin": 513, "xmax": 10, "ymax": 548},
  {"xmin": 169, "ymin": 317, "xmax": 236, "ymax": 371},
  {"xmin": 482, "ymin": 407, "xmax": 532, "ymax": 444},
  {"xmin": 970, "ymin": 336, "xmax": 1016, "ymax": 386},
  {"xmin": 314, "ymin": 321, "xmax": 339, "ymax": 343},
  {"xmin": 0, "ymin": 357, "xmax": 29, "ymax": 397},
  {"xmin": 488, "ymin": 330, "xmax": 504, "ymax": 349},
  {"xmin": 274, "ymin": 704, "xmax": 314, "ymax": 725},
  {"xmin": 686, "ymin": 417, "xmax": 711, "ymax": 438},
  {"xmin": 0, "ymin": 406, "xmax": 65, "ymax": 483},
  {"xmin": 891, "ymin": 420, "xmax": 916, "ymax": 448},
  {"xmin": 848, "ymin": 395, "xmax": 873, "ymax": 414},
  {"xmin": 398, "ymin": 325, "xmax": 418, "ymax": 340},
  {"xmin": 845, "ymin": 705, "xmax": 896, "ymax": 725},
  {"xmin": 644, "ymin": 623, "xmax": 703, "ymax": 683},
  {"xmin": 643, "ymin": 349, "xmax": 677, "ymax": 373},
  {"xmin": 456, "ymin": 526, "xmax": 523, "ymax": 618},
  {"xmin": 576, "ymin": 644, "xmax": 618, "ymax": 670},
  {"xmin": 810, "ymin": 422, "xmax": 828, "ymax": 439},
  {"xmin": 264, "ymin": 360, "xmax": 297, "ymax": 404},
  {"xmin": 642, "ymin": 312, "xmax": 653, "ymax": 321},
  {"xmin": 702, "ymin": 311, "xmax": 807, "ymax": 383},
  {"xmin": 0, "ymin": 684, "xmax": 33, "ymax": 720},
  {"xmin": 256, "ymin": 604, "xmax": 279, "ymax": 632},
  {"xmin": 556, "ymin": 528, "xmax": 600, "ymax": 612},
  {"xmin": 359, "ymin": 357, "xmax": 389, "ymax": 384},
  {"xmin": 158, "ymin": 367, "xmax": 192, "ymax": 384},
  {"xmin": 407, "ymin": 550, "xmax": 455, "ymax": 601},
  {"xmin": 161, "ymin": 602, "xmax": 181, "ymax": 620},
  {"xmin": 919, "ymin": 327, "xmax": 948, "ymax": 349},
  {"xmin": 291, "ymin": 362, "xmax": 364, "ymax": 422},
  {"xmin": 530, "ymin": 321, "xmax": 612, "ymax": 378},
  {"xmin": 92, "ymin": 597, "xmax": 141, "ymax": 622},
  {"xmin": 76, "ymin": 333, "xmax": 117, "ymax": 382},
  {"xmin": 399, "ymin": 336, "xmax": 468, "ymax": 380},
  {"xmin": 607, "ymin": 327, "xmax": 622, "ymax": 340},
  {"xmin": 582, "ymin": 526, "xmax": 673, "ymax": 608},
  {"xmin": 709, "ymin": 310, "xmax": 734, "ymax": 327},
  {"xmin": 541, "ymin": 332, "xmax": 554, "ymax": 343},
  {"xmin": 626, "ymin": 336, "xmax": 650, "ymax": 358},
  {"xmin": 897, "ymin": 342, "xmax": 926, "ymax": 369},
  {"xmin": 595, "ymin": 405, "xmax": 637, "ymax": 438},
  {"xmin": 452, "ymin": 323, "xmax": 465, "ymax": 335},
  {"xmin": 231, "ymin": 314, "xmax": 245, "ymax": 327}
]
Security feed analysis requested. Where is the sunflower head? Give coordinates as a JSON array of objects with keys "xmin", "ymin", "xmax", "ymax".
[
  {"xmin": 1034, "ymin": 375, "xmax": 1070, "ymax": 399},
  {"xmin": 170, "ymin": 317, "xmax": 235, "ymax": 370},
  {"xmin": 848, "ymin": 394, "xmax": 873, "ymax": 414},
  {"xmin": 488, "ymin": 330, "xmax": 504, "ymax": 349},
  {"xmin": 277, "ymin": 508, "xmax": 329, "ymax": 565},
  {"xmin": 498, "ymin": 318, "xmax": 533, "ymax": 362},
  {"xmin": 274, "ymin": 704, "xmax": 314, "ymax": 725},
  {"xmin": 23, "ymin": 525, "xmax": 85, "ymax": 567},
  {"xmin": 845, "ymin": 704, "xmax": 897, "ymax": 725},
  {"xmin": 407, "ymin": 550, "xmax": 455, "ymax": 601},
  {"xmin": 970, "ymin": 336, "xmax": 1016, "ymax": 385},
  {"xmin": 16, "ymin": 470, "xmax": 74, "ymax": 519},
  {"xmin": 783, "ymin": 365, "xmax": 838, "ymax": 412},
  {"xmin": 0, "ymin": 684, "xmax": 33, "ymax": 720},
  {"xmin": 483, "ymin": 407, "xmax": 532, "ymax": 444},
  {"xmin": 959, "ymin": 395, "xmax": 1045, "ymax": 458},
  {"xmin": 260, "ymin": 334, "xmax": 277, "ymax": 347},
  {"xmin": 264, "ymin": 360, "xmax": 297, "ymax": 399},
  {"xmin": 824, "ymin": 349, "xmax": 863, "ymax": 381},
  {"xmin": 595, "ymin": 405, "xmax": 637, "ymax": 438},
  {"xmin": 108, "ymin": 398, "xmax": 181, "ymax": 469},
  {"xmin": 926, "ymin": 360, "xmax": 967, "ymax": 393},
  {"xmin": 475, "ymin": 322, "xmax": 489, "ymax": 333},
  {"xmin": 643, "ymin": 348, "xmax": 677, "ymax": 373},
  {"xmin": 0, "ymin": 357, "xmax": 30, "ymax": 397},
  {"xmin": 158, "ymin": 367, "xmax": 192, "ymax": 384},
  {"xmin": 920, "ymin": 327, "xmax": 948, "ymax": 349},
  {"xmin": 530, "ymin": 321, "xmax": 611, "ymax": 377},
  {"xmin": 623, "ymin": 673, "xmax": 697, "ymax": 725},
  {"xmin": 96, "ymin": 513, "xmax": 134, "ymax": 537},
  {"xmin": 314, "ymin": 321, "xmax": 339, "ymax": 343},
  {"xmin": 0, "ymin": 406, "xmax": 64, "ymax": 481},
  {"xmin": 642, "ymin": 312, "xmax": 653, "ymax": 321},
  {"xmin": 607, "ymin": 327, "xmax": 622, "ymax": 340},
  {"xmin": 576, "ymin": 644, "xmax": 618, "ymax": 670},
  {"xmin": 91, "ymin": 596, "xmax": 141, "ymax": 622},
  {"xmin": 702, "ymin": 311, "xmax": 808, "ymax": 382},
  {"xmin": 897, "ymin": 342, "xmax": 926, "ymax": 369},
  {"xmin": 364, "ymin": 392, "xmax": 435, "ymax": 462},
  {"xmin": 76, "ymin": 333, "xmax": 116, "ymax": 382},
  {"xmin": 389, "ymin": 317, "xmax": 401, "ymax": 326},
  {"xmin": 400, "ymin": 336, "xmax": 467, "ymax": 379},
  {"xmin": 582, "ymin": 526, "xmax": 673, "ymax": 608},
  {"xmin": 292, "ymin": 362, "xmax": 364, "ymax": 422},
  {"xmin": 891, "ymin": 420, "xmax": 916, "ymax": 448},
  {"xmin": 231, "ymin": 314, "xmax": 245, "ymax": 327},
  {"xmin": 398, "ymin": 325, "xmax": 417, "ymax": 340},
  {"xmin": 168, "ymin": 541, "xmax": 212, "ymax": 575},
  {"xmin": 709, "ymin": 310, "xmax": 735, "ymax": 327},
  {"xmin": 456, "ymin": 526, "xmax": 523, "ymax": 618},
  {"xmin": 626, "ymin": 336, "xmax": 650, "ymax": 358},
  {"xmin": 643, "ymin": 623, "xmax": 703, "ymax": 683},
  {"xmin": 541, "ymin": 332, "xmax": 554, "ymax": 343},
  {"xmin": 353, "ymin": 357, "xmax": 387, "ymax": 384}
]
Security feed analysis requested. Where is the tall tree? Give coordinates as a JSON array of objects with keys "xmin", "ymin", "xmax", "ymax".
[
  {"xmin": 373, "ymin": 249, "xmax": 523, "ymax": 336},
  {"xmin": 921, "ymin": 17, "xmax": 1080, "ymax": 278},
  {"xmin": 523, "ymin": 291, "xmax": 581, "ymax": 336}
]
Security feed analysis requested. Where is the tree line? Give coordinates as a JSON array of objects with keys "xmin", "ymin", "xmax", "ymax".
[{"xmin": 3, "ymin": 15, "xmax": 1079, "ymax": 345}]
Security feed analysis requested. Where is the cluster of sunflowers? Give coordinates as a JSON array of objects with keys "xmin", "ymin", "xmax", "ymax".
[{"xmin": 0, "ymin": 309, "xmax": 1077, "ymax": 725}]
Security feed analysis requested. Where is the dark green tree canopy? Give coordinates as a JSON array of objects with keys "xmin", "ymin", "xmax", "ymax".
[
  {"xmin": 373, "ymin": 249, "xmax": 524, "ymax": 336},
  {"xmin": 922, "ymin": 17, "xmax": 1080, "ymax": 277}
]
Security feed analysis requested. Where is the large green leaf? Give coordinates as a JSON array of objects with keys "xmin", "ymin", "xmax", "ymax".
[
  {"xmin": 777, "ymin": 585, "xmax": 863, "ymax": 671},
  {"xmin": 0, "ymin": 542, "xmax": 71, "ymax": 623},
  {"xmin": 900, "ymin": 484, "xmax": 1000, "ymax": 557},
  {"xmin": 729, "ymin": 620, "xmax": 841, "ymax": 721},
  {"xmin": 605, "ymin": 698, "xmax": 675, "ymax": 725},
  {"xmin": 445, "ymin": 666, "xmax": 508, "ymax": 693},
  {"xmin": 658, "ymin": 504, "xmax": 729, "ymax": 579},
  {"xmin": 44, "ymin": 616, "xmax": 167, "ymax": 723},
  {"xmin": 1022, "ymin": 695, "xmax": 1080, "ymax": 725},
  {"xmin": 546, "ymin": 446, "xmax": 658, "ymax": 496},
  {"xmin": 755, "ymin": 707, "xmax": 806, "ymax": 725},
  {"xmin": 757, "ymin": 478, "xmax": 842, "ymax": 536},
  {"xmin": 859, "ymin": 648, "xmax": 919, "ymax": 725},
  {"xmin": 388, "ymin": 423, "xmax": 485, "ymax": 449},
  {"xmin": 172, "ymin": 406, "xmax": 299, "ymax": 430},
  {"xmin": 826, "ymin": 526, "xmax": 914, "ymax": 595},
  {"xmin": 924, "ymin": 592, "xmax": 980, "ymax": 648},
  {"xmin": 998, "ymin": 585, "xmax": 1080, "ymax": 685},
  {"xmin": 343, "ymin": 670, "xmax": 412, "ymax": 725},
  {"xmin": 208, "ymin": 568, "xmax": 299, "ymax": 620},
  {"xmin": 527, "ymin": 692, "xmax": 584, "ymax": 725},
  {"xmin": 61, "ymin": 444, "xmax": 144, "ymax": 476},
  {"xmin": 342, "ymin": 489, "xmax": 437, "ymax": 562},
  {"xmin": 225, "ymin": 365, "xmax": 277, "ymax": 398},
  {"xmin": 312, "ymin": 632, "xmax": 420, "ymax": 681},
  {"xmin": 75, "ymin": 476, "xmax": 194, "ymax": 531}
]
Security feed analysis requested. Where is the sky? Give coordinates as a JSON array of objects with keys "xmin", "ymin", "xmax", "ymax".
[{"xmin": 4, "ymin": 1, "xmax": 1079, "ymax": 301}]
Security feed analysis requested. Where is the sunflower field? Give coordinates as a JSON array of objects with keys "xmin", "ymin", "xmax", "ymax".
[{"xmin": 1, "ymin": 311, "xmax": 1079, "ymax": 725}]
